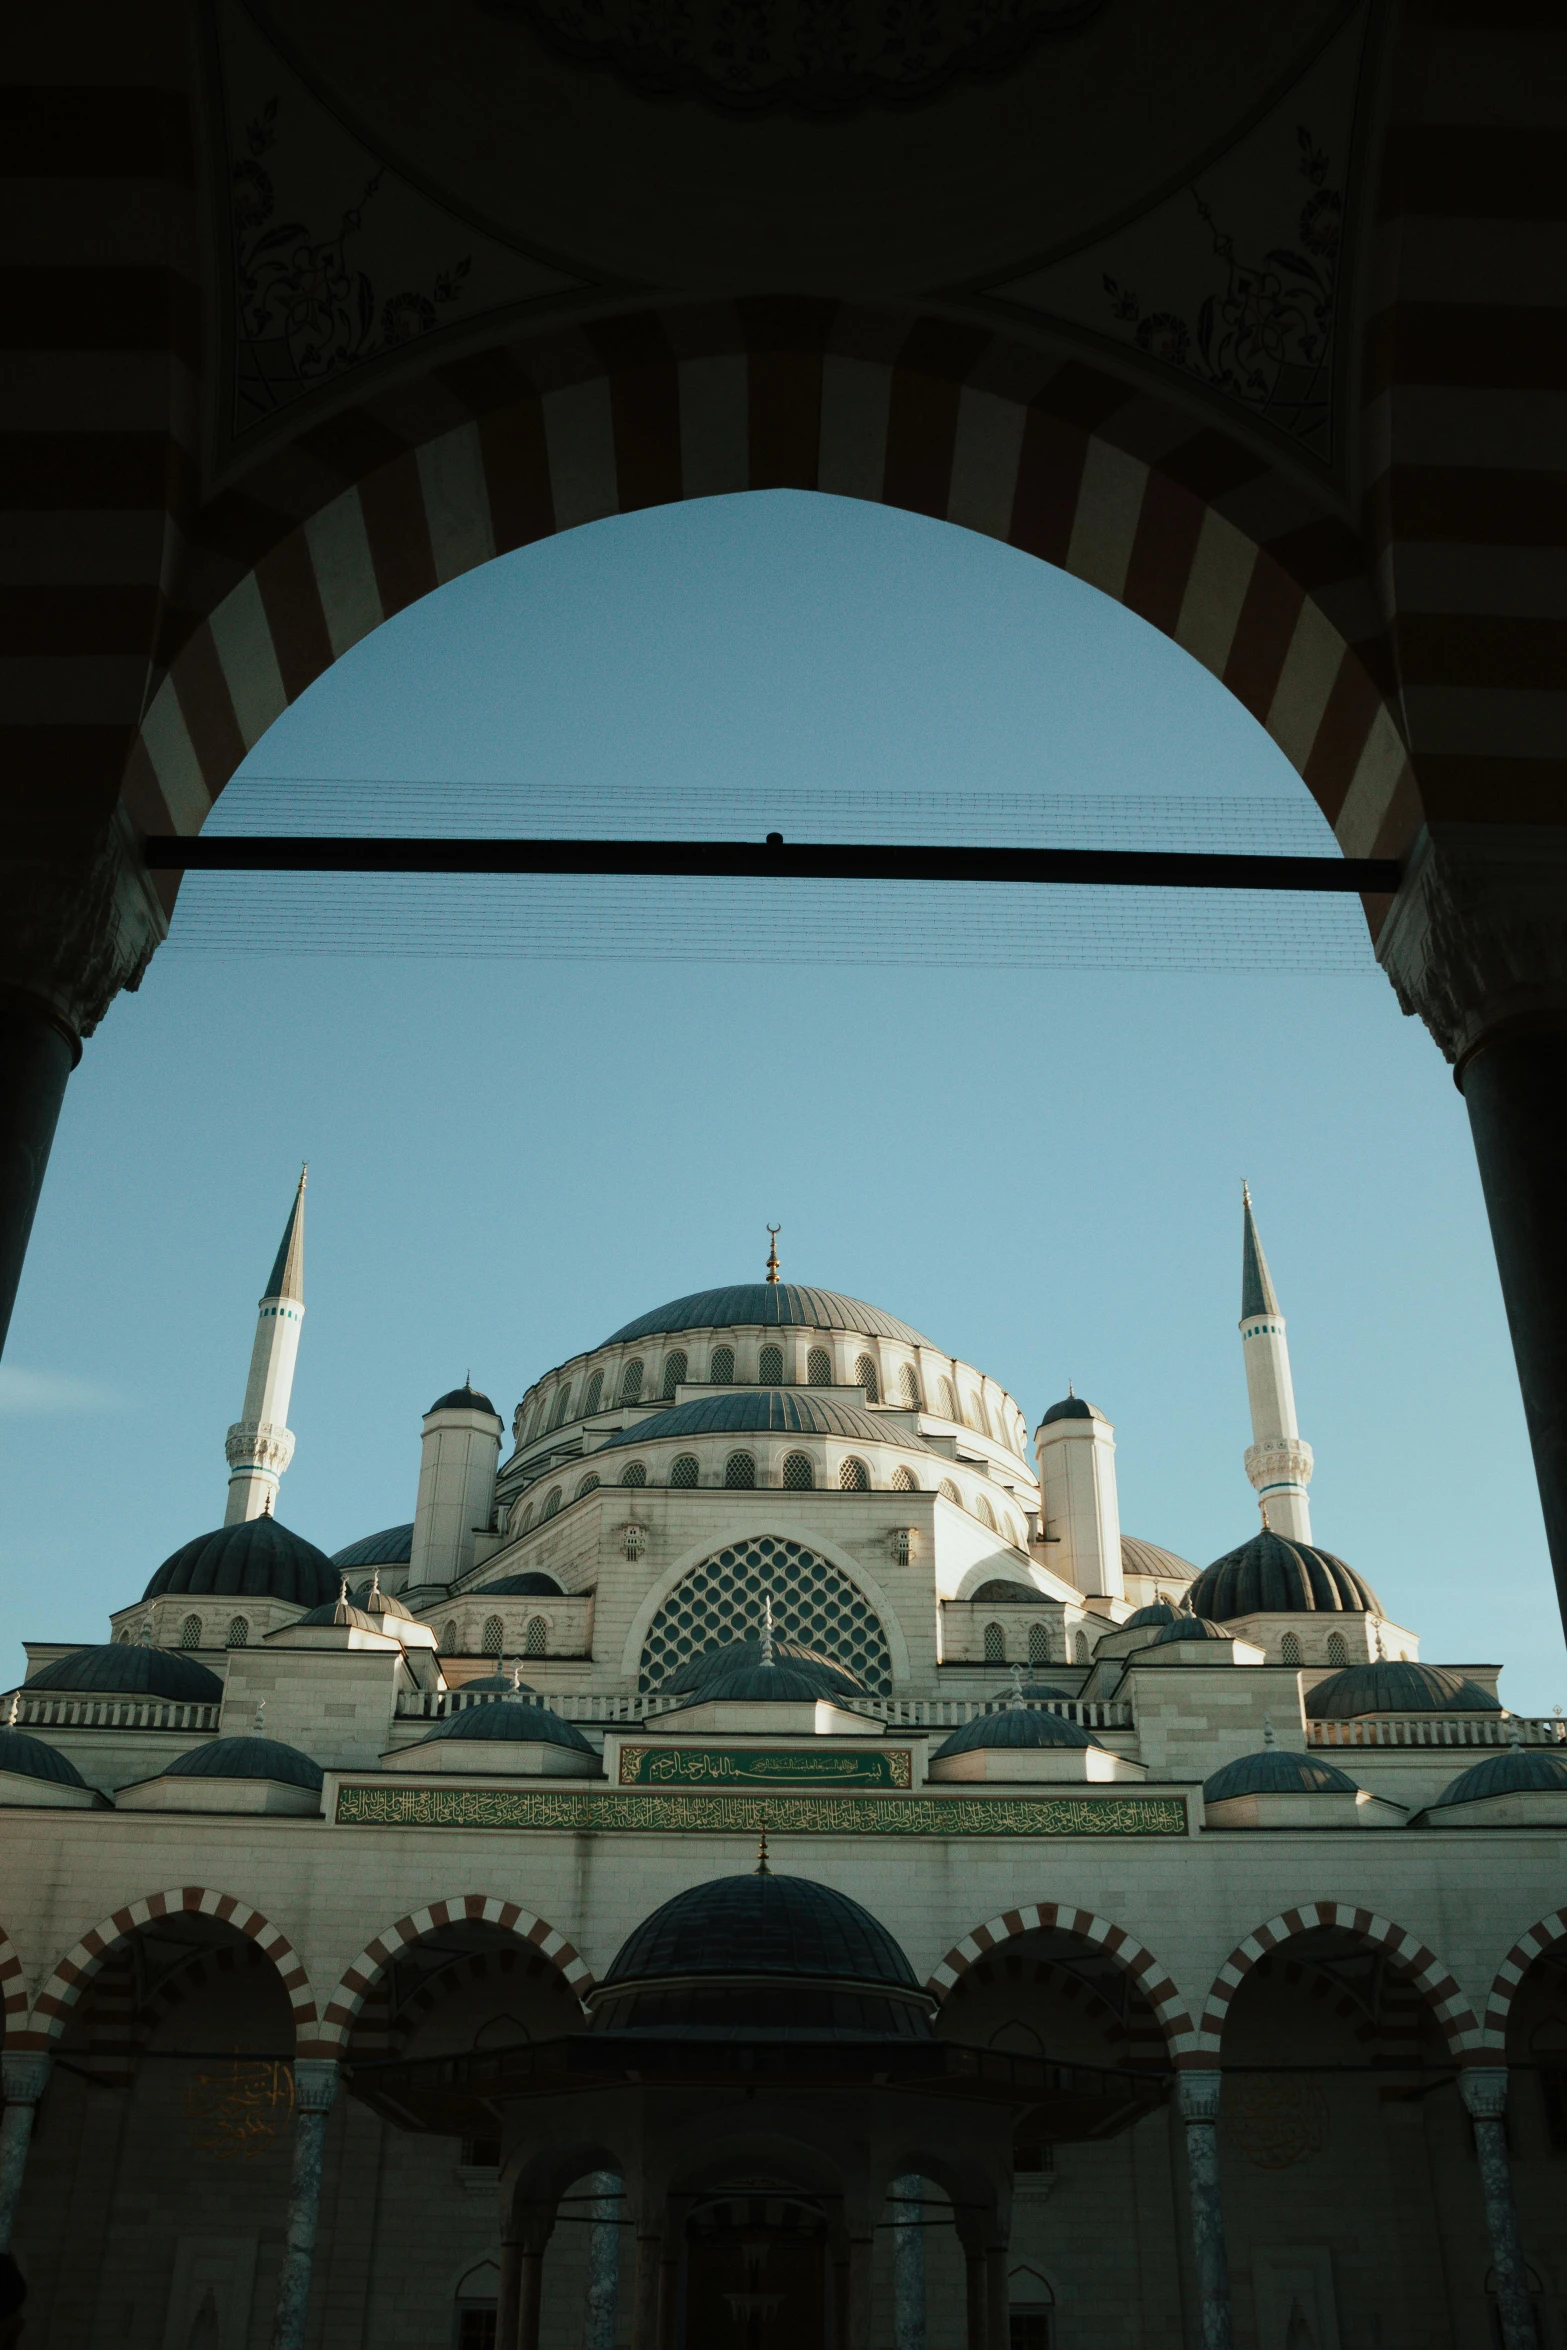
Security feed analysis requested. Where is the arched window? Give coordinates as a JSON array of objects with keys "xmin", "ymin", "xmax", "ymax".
[
  {"xmin": 724, "ymin": 1451, "xmax": 756, "ymax": 1488},
  {"xmin": 986, "ymin": 1396, "xmax": 1005, "ymax": 1442},
  {"xmin": 621, "ymin": 1462, "xmax": 647, "ymax": 1488},
  {"xmin": 524, "ymin": 1617, "xmax": 547, "ymax": 1657},
  {"xmin": 758, "ymin": 1342, "xmax": 784, "ymax": 1383},
  {"xmin": 669, "ymin": 1454, "xmax": 699, "ymax": 1487},
  {"xmin": 619, "ymin": 1358, "xmax": 644, "ymax": 1403},
  {"xmin": 661, "ymin": 1349, "xmax": 687, "ymax": 1399},
  {"xmin": 1028, "ymin": 1622, "xmax": 1051, "ymax": 1666},
  {"xmin": 854, "ymin": 1353, "xmax": 879, "ymax": 1402},
  {"xmin": 939, "ymin": 1377, "xmax": 958, "ymax": 1420},
  {"xmin": 983, "ymin": 1622, "xmax": 1006, "ymax": 1664},
  {"xmin": 1280, "ymin": 1631, "xmax": 1302, "ymax": 1665},
  {"xmin": 710, "ymin": 1345, "xmax": 734, "ymax": 1385},
  {"xmin": 839, "ymin": 1456, "xmax": 870, "ymax": 1491},
  {"xmin": 1074, "ymin": 1630, "xmax": 1090, "ymax": 1663},
  {"xmin": 939, "ymin": 1478, "xmax": 961, "ymax": 1503},
  {"xmin": 442, "ymin": 1620, "xmax": 458, "ymax": 1652},
  {"xmin": 543, "ymin": 1486, "xmax": 562, "ymax": 1519},
  {"xmin": 483, "ymin": 1615, "xmax": 504, "ymax": 1656},
  {"xmin": 962, "ymin": 1392, "xmax": 983, "ymax": 1432},
  {"xmin": 583, "ymin": 1369, "xmax": 604, "ymax": 1415},
  {"xmin": 519, "ymin": 1501, "xmax": 536, "ymax": 1533},
  {"xmin": 226, "ymin": 1616, "xmax": 249, "ymax": 1649},
  {"xmin": 179, "ymin": 1613, "xmax": 202, "ymax": 1649},
  {"xmin": 575, "ymin": 1473, "xmax": 601, "ymax": 1499},
  {"xmin": 891, "ymin": 1465, "xmax": 917, "ymax": 1491},
  {"xmin": 550, "ymin": 1384, "xmax": 572, "ymax": 1429},
  {"xmin": 807, "ymin": 1347, "xmax": 832, "ymax": 1387},
  {"xmin": 975, "ymin": 1494, "xmax": 996, "ymax": 1531},
  {"xmin": 523, "ymin": 1401, "xmax": 542, "ymax": 1444},
  {"xmin": 898, "ymin": 1365, "xmax": 921, "ymax": 1409},
  {"xmin": 783, "ymin": 1452, "xmax": 814, "ymax": 1490},
  {"xmin": 1326, "ymin": 1630, "xmax": 1348, "ymax": 1665},
  {"xmin": 637, "ymin": 1536, "xmax": 893, "ymax": 1695}
]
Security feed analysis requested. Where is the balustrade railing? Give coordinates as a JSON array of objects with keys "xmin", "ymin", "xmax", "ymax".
[
  {"xmin": 392, "ymin": 1688, "xmax": 1131, "ymax": 1731},
  {"xmin": 10, "ymin": 1693, "xmax": 222, "ymax": 1732},
  {"xmin": 1307, "ymin": 1714, "xmax": 1565, "ymax": 1750}
]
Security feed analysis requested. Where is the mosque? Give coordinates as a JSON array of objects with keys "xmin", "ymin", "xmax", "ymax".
[{"xmin": 0, "ymin": 1184, "xmax": 1564, "ymax": 2350}]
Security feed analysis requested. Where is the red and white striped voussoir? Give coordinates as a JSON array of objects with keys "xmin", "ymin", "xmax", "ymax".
[
  {"xmin": 319, "ymin": 1898, "xmax": 594, "ymax": 2048},
  {"xmin": 925, "ymin": 1904, "xmax": 1195, "ymax": 2052},
  {"xmin": 0, "ymin": 1926, "xmax": 29, "ymax": 2028},
  {"xmin": 1195, "ymin": 1902, "xmax": 1481, "ymax": 2061},
  {"xmin": 1481, "ymin": 1908, "xmax": 1567, "ymax": 2053},
  {"xmin": 15, "ymin": 1888, "xmax": 319, "ymax": 2053}
]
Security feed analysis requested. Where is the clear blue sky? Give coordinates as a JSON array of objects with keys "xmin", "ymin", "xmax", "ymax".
[{"xmin": 4, "ymin": 491, "xmax": 1561, "ymax": 1712}]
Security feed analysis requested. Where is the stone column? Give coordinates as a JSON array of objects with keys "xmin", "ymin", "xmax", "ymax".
[
  {"xmin": 630, "ymin": 2226, "xmax": 663, "ymax": 2350},
  {"xmin": 584, "ymin": 2171, "xmax": 621, "ymax": 2350},
  {"xmin": 497, "ymin": 2238, "xmax": 523, "ymax": 2350},
  {"xmin": 1378, "ymin": 826, "xmax": 1567, "ymax": 1638},
  {"xmin": 891, "ymin": 2176, "xmax": 926, "ymax": 2350},
  {"xmin": 0, "ymin": 2053, "xmax": 52, "ymax": 2251},
  {"xmin": 845, "ymin": 2235, "xmax": 874, "ymax": 2350},
  {"xmin": 963, "ymin": 2249, "xmax": 987, "ymax": 2350},
  {"xmin": 984, "ymin": 2243, "xmax": 1009, "ymax": 2350},
  {"xmin": 1459, "ymin": 2069, "xmax": 1538, "ymax": 2350},
  {"xmin": 269, "ymin": 2058, "xmax": 339, "ymax": 2350},
  {"xmin": 1175, "ymin": 2070, "xmax": 1233, "ymax": 2350}
]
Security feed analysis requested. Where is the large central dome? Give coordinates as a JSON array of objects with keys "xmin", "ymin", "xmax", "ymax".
[{"xmin": 605, "ymin": 1285, "xmax": 933, "ymax": 1348}]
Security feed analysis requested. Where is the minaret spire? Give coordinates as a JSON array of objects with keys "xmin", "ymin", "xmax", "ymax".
[
  {"xmin": 223, "ymin": 1167, "xmax": 307, "ymax": 1525},
  {"xmin": 765, "ymin": 1225, "xmax": 781, "ymax": 1284},
  {"xmin": 1238, "ymin": 1183, "xmax": 1313, "ymax": 1543}
]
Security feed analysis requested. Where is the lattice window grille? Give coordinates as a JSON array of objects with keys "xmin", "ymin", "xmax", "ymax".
[
  {"xmin": 621, "ymin": 1462, "xmax": 648, "ymax": 1488},
  {"xmin": 983, "ymin": 1622, "xmax": 1006, "ymax": 1663},
  {"xmin": 854, "ymin": 1354, "xmax": 879, "ymax": 1402},
  {"xmin": 179, "ymin": 1614, "xmax": 202, "ymax": 1649},
  {"xmin": 551, "ymin": 1386, "xmax": 572, "ymax": 1429},
  {"xmin": 1280, "ymin": 1631, "xmax": 1302, "ymax": 1664},
  {"xmin": 525, "ymin": 1617, "xmax": 547, "ymax": 1657},
  {"xmin": 839, "ymin": 1456, "xmax": 869, "ymax": 1491},
  {"xmin": 939, "ymin": 1479, "xmax": 961, "ymax": 1503},
  {"xmin": 583, "ymin": 1371, "xmax": 604, "ymax": 1415},
  {"xmin": 543, "ymin": 1487, "xmax": 562, "ymax": 1519},
  {"xmin": 724, "ymin": 1452, "xmax": 756, "ymax": 1489},
  {"xmin": 1074, "ymin": 1631, "xmax": 1090, "ymax": 1663},
  {"xmin": 807, "ymin": 1347, "xmax": 832, "ymax": 1387},
  {"xmin": 637, "ymin": 1537, "xmax": 894, "ymax": 1695},
  {"xmin": 1028, "ymin": 1623, "xmax": 1051, "ymax": 1665},
  {"xmin": 939, "ymin": 1379, "xmax": 958, "ymax": 1420},
  {"xmin": 758, "ymin": 1343, "xmax": 784, "ymax": 1383},
  {"xmin": 620, "ymin": 1359, "xmax": 644, "ymax": 1403},
  {"xmin": 891, "ymin": 1465, "xmax": 917, "ymax": 1491},
  {"xmin": 709, "ymin": 1345, "xmax": 735, "ymax": 1385},
  {"xmin": 1326, "ymin": 1631, "xmax": 1348, "ymax": 1665},
  {"xmin": 899, "ymin": 1366, "xmax": 921, "ymax": 1409},
  {"xmin": 976, "ymin": 1494, "xmax": 996, "ymax": 1530},
  {"xmin": 576, "ymin": 1474, "xmax": 601, "ymax": 1499},
  {"xmin": 783, "ymin": 1452, "xmax": 814, "ymax": 1490},
  {"xmin": 442, "ymin": 1621, "xmax": 458, "ymax": 1652},
  {"xmin": 226, "ymin": 1617, "xmax": 249, "ymax": 1649},
  {"xmin": 483, "ymin": 1616, "xmax": 504, "ymax": 1656},
  {"xmin": 669, "ymin": 1454, "xmax": 700, "ymax": 1487},
  {"xmin": 662, "ymin": 1351, "xmax": 687, "ymax": 1400}
]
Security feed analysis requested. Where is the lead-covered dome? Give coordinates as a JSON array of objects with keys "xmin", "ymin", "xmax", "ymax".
[
  {"xmin": 143, "ymin": 1518, "xmax": 338, "ymax": 1608},
  {"xmin": 1148, "ymin": 1615, "xmax": 1232, "ymax": 1646},
  {"xmin": 932, "ymin": 1708, "xmax": 1098, "ymax": 1757},
  {"xmin": 331, "ymin": 1524, "xmax": 413, "ymax": 1570},
  {"xmin": 414, "ymin": 1701, "xmax": 594, "ymax": 1751},
  {"xmin": 429, "ymin": 1383, "xmax": 498, "ymax": 1415},
  {"xmin": 1203, "ymin": 1748, "xmax": 1358, "ymax": 1801},
  {"xmin": 605, "ymin": 1285, "xmax": 932, "ymax": 1347},
  {"xmin": 478, "ymin": 1572, "xmax": 563, "ymax": 1597},
  {"xmin": 1305, "ymin": 1662, "xmax": 1502, "ymax": 1718},
  {"xmin": 591, "ymin": 1871, "xmax": 930, "ymax": 2039},
  {"xmin": 1429, "ymin": 1747, "xmax": 1567, "ymax": 1810},
  {"xmin": 1190, "ymin": 1529, "xmax": 1381, "ymax": 1619},
  {"xmin": 26, "ymin": 1645, "xmax": 223, "ymax": 1702},
  {"xmin": 0, "ymin": 1727, "xmax": 88, "ymax": 1787},
  {"xmin": 598, "ymin": 1391, "xmax": 933, "ymax": 1451},
  {"xmin": 165, "ymin": 1735, "xmax": 324, "ymax": 1791},
  {"xmin": 1120, "ymin": 1598, "xmax": 1182, "ymax": 1632},
  {"xmin": 1038, "ymin": 1394, "xmax": 1107, "ymax": 1426},
  {"xmin": 680, "ymin": 1658, "xmax": 861, "ymax": 1704},
  {"xmin": 665, "ymin": 1637, "xmax": 865, "ymax": 1701}
]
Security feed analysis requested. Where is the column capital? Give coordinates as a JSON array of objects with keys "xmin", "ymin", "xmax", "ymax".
[
  {"xmin": 0, "ymin": 803, "xmax": 167, "ymax": 1044},
  {"xmin": 1377, "ymin": 824, "xmax": 1567, "ymax": 1072},
  {"xmin": 0, "ymin": 2053, "xmax": 52, "ymax": 2105},
  {"xmin": 1459, "ymin": 2065, "xmax": 1511, "ymax": 2120},
  {"xmin": 291, "ymin": 2058, "xmax": 340, "ymax": 2115},
  {"xmin": 1176, "ymin": 2068, "xmax": 1224, "ymax": 2124}
]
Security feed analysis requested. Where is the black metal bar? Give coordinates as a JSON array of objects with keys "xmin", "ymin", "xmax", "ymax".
[{"xmin": 143, "ymin": 836, "xmax": 1400, "ymax": 893}]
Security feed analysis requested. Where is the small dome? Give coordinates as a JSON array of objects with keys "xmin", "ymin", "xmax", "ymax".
[
  {"xmin": 1120, "ymin": 1536, "xmax": 1197, "ymax": 1581},
  {"xmin": 605, "ymin": 1286, "xmax": 932, "ymax": 1347},
  {"xmin": 1148, "ymin": 1615, "xmax": 1232, "ymax": 1646},
  {"xmin": 143, "ymin": 1518, "xmax": 338, "ymax": 1608},
  {"xmin": 1203, "ymin": 1748, "xmax": 1358, "ymax": 1802},
  {"xmin": 415, "ymin": 1701, "xmax": 594, "ymax": 1752},
  {"xmin": 165, "ymin": 1736, "xmax": 323, "ymax": 1791},
  {"xmin": 684, "ymin": 1659, "xmax": 860, "ymax": 1705},
  {"xmin": 665, "ymin": 1638, "xmax": 864, "ymax": 1700},
  {"xmin": 1038, "ymin": 1395, "xmax": 1106, "ymax": 1427},
  {"xmin": 596, "ymin": 1391, "xmax": 933, "ymax": 1452},
  {"xmin": 1305, "ymin": 1662, "xmax": 1502, "ymax": 1719},
  {"xmin": 291, "ymin": 1599, "xmax": 387, "ymax": 1633},
  {"xmin": 932, "ymin": 1708, "xmax": 1099, "ymax": 1757},
  {"xmin": 429, "ymin": 1383, "xmax": 498, "ymax": 1416},
  {"xmin": 970, "ymin": 1580, "xmax": 1048, "ymax": 1605},
  {"xmin": 1121, "ymin": 1599, "xmax": 1182, "ymax": 1631},
  {"xmin": 331, "ymin": 1524, "xmax": 413, "ymax": 1569},
  {"xmin": 478, "ymin": 1573, "xmax": 564, "ymax": 1598},
  {"xmin": 352, "ymin": 1584, "xmax": 415, "ymax": 1621},
  {"xmin": 455, "ymin": 1672, "xmax": 538, "ymax": 1697},
  {"xmin": 0, "ymin": 1727, "xmax": 87, "ymax": 1787},
  {"xmin": 26, "ymin": 1646, "xmax": 224, "ymax": 1703},
  {"xmin": 1190, "ymin": 1529, "xmax": 1381, "ymax": 1618},
  {"xmin": 1429, "ymin": 1747, "xmax": 1567, "ymax": 1810}
]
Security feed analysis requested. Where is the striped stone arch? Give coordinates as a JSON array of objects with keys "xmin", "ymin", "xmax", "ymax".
[
  {"xmin": 318, "ymin": 1896, "xmax": 593, "ymax": 2053},
  {"xmin": 1196, "ymin": 1901, "xmax": 1481, "ymax": 2063},
  {"xmin": 126, "ymin": 303, "xmax": 1410, "ymax": 882},
  {"xmin": 926, "ymin": 1903, "xmax": 1195, "ymax": 2057},
  {"xmin": 15, "ymin": 1888, "xmax": 318, "ymax": 2054},
  {"xmin": 1480, "ymin": 1909, "xmax": 1567, "ymax": 2055},
  {"xmin": 0, "ymin": 1917, "xmax": 29, "ymax": 2039}
]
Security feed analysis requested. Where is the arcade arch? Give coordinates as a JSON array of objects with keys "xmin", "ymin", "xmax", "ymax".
[
  {"xmin": 1194, "ymin": 1900, "xmax": 1480, "ymax": 2064},
  {"xmin": 320, "ymin": 1894, "xmax": 594, "ymax": 2051}
]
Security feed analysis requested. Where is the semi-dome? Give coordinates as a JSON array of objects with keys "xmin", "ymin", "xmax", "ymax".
[
  {"xmin": 1038, "ymin": 1394, "xmax": 1107, "ymax": 1426},
  {"xmin": 1203, "ymin": 1748, "xmax": 1358, "ymax": 1802},
  {"xmin": 1428, "ymin": 1748, "xmax": 1567, "ymax": 1810},
  {"xmin": 666, "ymin": 1638, "xmax": 864, "ymax": 1700},
  {"xmin": 1120, "ymin": 1536, "xmax": 1197, "ymax": 1582},
  {"xmin": 1190, "ymin": 1529, "xmax": 1382, "ymax": 1618},
  {"xmin": 1148, "ymin": 1615, "xmax": 1232, "ymax": 1646},
  {"xmin": 415, "ymin": 1702, "xmax": 593, "ymax": 1752},
  {"xmin": 591, "ymin": 1870, "xmax": 930, "ymax": 2039},
  {"xmin": 606, "ymin": 1285, "xmax": 933, "ymax": 1348},
  {"xmin": 0, "ymin": 1727, "xmax": 87, "ymax": 1787},
  {"xmin": 597, "ymin": 1391, "xmax": 933, "ymax": 1451},
  {"xmin": 165, "ymin": 1735, "xmax": 324, "ymax": 1791},
  {"xmin": 1305, "ymin": 1662, "xmax": 1502, "ymax": 1719},
  {"xmin": 25, "ymin": 1645, "xmax": 224, "ymax": 1702},
  {"xmin": 1121, "ymin": 1598, "xmax": 1183, "ymax": 1631},
  {"xmin": 932, "ymin": 1708, "xmax": 1099, "ymax": 1757},
  {"xmin": 429, "ymin": 1383, "xmax": 498, "ymax": 1415},
  {"xmin": 331, "ymin": 1524, "xmax": 413, "ymax": 1570},
  {"xmin": 143, "ymin": 1518, "xmax": 338, "ymax": 1608},
  {"xmin": 478, "ymin": 1572, "xmax": 564, "ymax": 1597}
]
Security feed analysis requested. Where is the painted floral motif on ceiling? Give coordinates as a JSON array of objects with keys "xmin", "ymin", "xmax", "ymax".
[
  {"xmin": 980, "ymin": 6, "xmax": 1368, "ymax": 468},
  {"xmin": 484, "ymin": 0, "xmax": 1102, "ymax": 116}
]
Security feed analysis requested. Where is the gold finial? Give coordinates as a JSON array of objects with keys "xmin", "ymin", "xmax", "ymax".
[
  {"xmin": 369, "ymin": 1568, "xmax": 382, "ymax": 1609},
  {"xmin": 761, "ymin": 1593, "xmax": 776, "ymax": 1668},
  {"xmin": 765, "ymin": 1225, "xmax": 781, "ymax": 1284},
  {"xmin": 756, "ymin": 1810, "xmax": 771, "ymax": 1875},
  {"xmin": 1242, "ymin": 1179, "xmax": 1251, "ymax": 1207},
  {"xmin": 1258, "ymin": 1496, "xmax": 1271, "ymax": 1532}
]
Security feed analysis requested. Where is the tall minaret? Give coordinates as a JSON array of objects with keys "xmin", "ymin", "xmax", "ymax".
[
  {"xmin": 1239, "ymin": 1183, "xmax": 1313, "ymax": 1541},
  {"xmin": 223, "ymin": 1168, "xmax": 307, "ymax": 1524}
]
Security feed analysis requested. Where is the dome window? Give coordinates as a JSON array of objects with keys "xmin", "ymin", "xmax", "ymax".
[
  {"xmin": 583, "ymin": 1370, "xmax": 604, "ymax": 1416},
  {"xmin": 975, "ymin": 1494, "xmax": 997, "ymax": 1532},
  {"xmin": 1327, "ymin": 1631, "xmax": 1348, "ymax": 1664},
  {"xmin": 891, "ymin": 1465, "xmax": 917, "ymax": 1492},
  {"xmin": 709, "ymin": 1345, "xmax": 735, "ymax": 1385},
  {"xmin": 1074, "ymin": 1631, "xmax": 1090, "ymax": 1663},
  {"xmin": 661, "ymin": 1350, "xmax": 687, "ymax": 1400},
  {"xmin": 482, "ymin": 1616, "xmax": 504, "ymax": 1657},
  {"xmin": 724, "ymin": 1451, "xmax": 756, "ymax": 1489},
  {"xmin": 758, "ymin": 1343, "xmax": 784, "ymax": 1383},
  {"xmin": 899, "ymin": 1365, "xmax": 921, "ymax": 1409},
  {"xmin": 854, "ymin": 1354, "xmax": 879, "ymax": 1402},
  {"xmin": 225, "ymin": 1616, "xmax": 249, "ymax": 1650},
  {"xmin": 524, "ymin": 1617, "xmax": 547, "ymax": 1657},
  {"xmin": 550, "ymin": 1385, "xmax": 572, "ymax": 1430},
  {"xmin": 807, "ymin": 1347, "xmax": 832, "ymax": 1387},
  {"xmin": 839, "ymin": 1457, "xmax": 870, "ymax": 1492},
  {"xmin": 983, "ymin": 1622, "xmax": 1006, "ymax": 1664},
  {"xmin": 939, "ymin": 1479, "xmax": 961, "ymax": 1504},
  {"xmin": 179, "ymin": 1614, "xmax": 202, "ymax": 1650},
  {"xmin": 621, "ymin": 1463, "xmax": 647, "ymax": 1489},
  {"xmin": 543, "ymin": 1487, "xmax": 562, "ymax": 1519},
  {"xmin": 1281, "ymin": 1632, "xmax": 1302, "ymax": 1664},
  {"xmin": 669, "ymin": 1455, "xmax": 699, "ymax": 1488},
  {"xmin": 619, "ymin": 1359, "xmax": 645, "ymax": 1404},
  {"xmin": 1029, "ymin": 1623, "xmax": 1052, "ymax": 1666},
  {"xmin": 442, "ymin": 1620, "xmax": 458, "ymax": 1652},
  {"xmin": 576, "ymin": 1473, "xmax": 601, "ymax": 1499},
  {"xmin": 783, "ymin": 1452, "xmax": 814, "ymax": 1491},
  {"xmin": 939, "ymin": 1378, "xmax": 958, "ymax": 1420}
]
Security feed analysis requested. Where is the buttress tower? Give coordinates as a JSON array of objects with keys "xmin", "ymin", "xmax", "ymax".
[
  {"xmin": 1239, "ymin": 1184, "xmax": 1314, "ymax": 1541},
  {"xmin": 224, "ymin": 1168, "xmax": 306, "ymax": 1524}
]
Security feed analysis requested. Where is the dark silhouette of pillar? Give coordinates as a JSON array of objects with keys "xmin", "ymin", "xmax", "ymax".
[{"xmin": 0, "ymin": 998, "xmax": 75, "ymax": 1358}]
